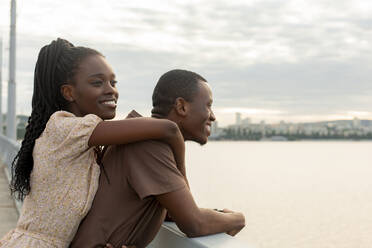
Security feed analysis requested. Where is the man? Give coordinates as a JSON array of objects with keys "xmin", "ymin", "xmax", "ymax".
[{"xmin": 71, "ymin": 69, "xmax": 245, "ymax": 248}]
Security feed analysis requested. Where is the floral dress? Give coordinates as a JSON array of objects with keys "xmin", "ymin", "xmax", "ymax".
[{"xmin": 0, "ymin": 111, "xmax": 102, "ymax": 247}]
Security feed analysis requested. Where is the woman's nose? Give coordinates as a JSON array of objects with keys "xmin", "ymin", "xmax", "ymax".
[{"xmin": 104, "ymin": 81, "xmax": 117, "ymax": 94}]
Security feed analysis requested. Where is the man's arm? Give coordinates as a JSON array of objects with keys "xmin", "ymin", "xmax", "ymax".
[
  {"xmin": 156, "ymin": 187, "xmax": 245, "ymax": 238},
  {"xmin": 125, "ymin": 139, "xmax": 244, "ymax": 237}
]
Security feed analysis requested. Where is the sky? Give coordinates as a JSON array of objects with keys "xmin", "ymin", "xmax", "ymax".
[{"xmin": 0, "ymin": 0, "xmax": 372, "ymax": 126}]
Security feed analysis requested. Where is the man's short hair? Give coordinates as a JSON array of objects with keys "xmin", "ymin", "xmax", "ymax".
[{"xmin": 151, "ymin": 69, "xmax": 207, "ymax": 116}]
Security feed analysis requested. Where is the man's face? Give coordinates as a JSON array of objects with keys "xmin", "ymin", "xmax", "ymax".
[{"xmin": 182, "ymin": 81, "xmax": 216, "ymax": 145}]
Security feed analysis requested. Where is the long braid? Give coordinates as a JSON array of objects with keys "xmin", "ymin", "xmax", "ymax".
[{"xmin": 10, "ymin": 38, "xmax": 101, "ymax": 200}]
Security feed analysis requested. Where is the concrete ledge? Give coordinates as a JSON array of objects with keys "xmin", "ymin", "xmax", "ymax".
[
  {"xmin": 149, "ymin": 222, "xmax": 252, "ymax": 248},
  {"xmin": 0, "ymin": 134, "xmax": 22, "ymax": 214},
  {"xmin": 0, "ymin": 162, "xmax": 18, "ymax": 238}
]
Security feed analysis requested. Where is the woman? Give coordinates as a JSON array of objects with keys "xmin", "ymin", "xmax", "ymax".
[{"xmin": 0, "ymin": 38, "xmax": 185, "ymax": 248}]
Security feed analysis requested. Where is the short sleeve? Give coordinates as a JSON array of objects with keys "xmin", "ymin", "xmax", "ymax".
[
  {"xmin": 44, "ymin": 111, "xmax": 102, "ymax": 156},
  {"xmin": 124, "ymin": 140, "xmax": 187, "ymax": 199}
]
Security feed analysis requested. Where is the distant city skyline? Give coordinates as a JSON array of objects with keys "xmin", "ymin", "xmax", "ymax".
[
  {"xmin": 211, "ymin": 112, "xmax": 372, "ymax": 141},
  {"xmin": 231, "ymin": 110, "xmax": 371, "ymax": 126},
  {"xmin": 0, "ymin": 0, "xmax": 371, "ymax": 127}
]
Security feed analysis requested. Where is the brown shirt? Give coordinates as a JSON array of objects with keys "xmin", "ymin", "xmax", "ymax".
[{"xmin": 70, "ymin": 113, "xmax": 187, "ymax": 248}]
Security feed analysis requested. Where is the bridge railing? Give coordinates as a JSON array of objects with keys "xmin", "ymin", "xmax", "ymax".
[
  {"xmin": 0, "ymin": 133, "xmax": 251, "ymax": 248},
  {"xmin": 0, "ymin": 133, "xmax": 20, "ymax": 175}
]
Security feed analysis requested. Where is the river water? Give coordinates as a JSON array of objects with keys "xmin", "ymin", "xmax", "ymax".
[{"xmin": 186, "ymin": 141, "xmax": 372, "ymax": 248}]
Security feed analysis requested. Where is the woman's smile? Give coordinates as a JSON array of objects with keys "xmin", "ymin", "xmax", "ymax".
[{"xmin": 100, "ymin": 99, "xmax": 117, "ymax": 108}]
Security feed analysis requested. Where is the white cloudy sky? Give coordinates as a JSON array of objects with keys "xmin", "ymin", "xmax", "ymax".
[{"xmin": 0, "ymin": 0, "xmax": 372, "ymax": 126}]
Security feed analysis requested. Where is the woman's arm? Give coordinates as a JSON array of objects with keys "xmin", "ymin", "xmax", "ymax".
[{"xmin": 88, "ymin": 118, "xmax": 186, "ymax": 177}]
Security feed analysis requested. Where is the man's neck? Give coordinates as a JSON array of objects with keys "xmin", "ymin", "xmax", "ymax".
[
  {"xmin": 151, "ymin": 113, "xmax": 165, "ymax": 119},
  {"xmin": 151, "ymin": 112, "xmax": 186, "ymax": 141}
]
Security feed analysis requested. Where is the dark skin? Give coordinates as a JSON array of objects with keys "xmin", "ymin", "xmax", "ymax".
[
  {"xmin": 154, "ymin": 81, "xmax": 245, "ymax": 238},
  {"xmin": 60, "ymin": 55, "xmax": 186, "ymax": 247},
  {"xmin": 60, "ymin": 54, "xmax": 185, "ymax": 177},
  {"xmin": 105, "ymin": 81, "xmax": 244, "ymax": 248}
]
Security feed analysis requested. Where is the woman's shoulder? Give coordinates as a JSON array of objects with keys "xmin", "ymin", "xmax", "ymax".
[
  {"xmin": 49, "ymin": 110, "xmax": 77, "ymax": 121},
  {"xmin": 46, "ymin": 110, "xmax": 76, "ymax": 125},
  {"xmin": 49, "ymin": 111, "xmax": 101, "ymax": 124},
  {"xmin": 39, "ymin": 111, "xmax": 102, "ymax": 150},
  {"xmin": 45, "ymin": 111, "xmax": 102, "ymax": 136}
]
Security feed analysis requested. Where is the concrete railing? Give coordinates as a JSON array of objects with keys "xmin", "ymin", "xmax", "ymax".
[
  {"xmin": 149, "ymin": 222, "xmax": 251, "ymax": 248},
  {"xmin": 0, "ymin": 133, "xmax": 250, "ymax": 248},
  {"xmin": 0, "ymin": 133, "xmax": 20, "ymax": 175},
  {"xmin": 0, "ymin": 133, "xmax": 22, "ymax": 212}
]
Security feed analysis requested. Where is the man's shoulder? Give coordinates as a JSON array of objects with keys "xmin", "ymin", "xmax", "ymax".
[
  {"xmin": 125, "ymin": 140, "xmax": 171, "ymax": 153},
  {"xmin": 110, "ymin": 140, "xmax": 174, "ymax": 163}
]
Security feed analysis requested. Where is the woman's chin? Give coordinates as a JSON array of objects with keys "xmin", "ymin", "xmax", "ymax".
[{"xmin": 100, "ymin": 112, "xmax": 116, "ymax": 120}]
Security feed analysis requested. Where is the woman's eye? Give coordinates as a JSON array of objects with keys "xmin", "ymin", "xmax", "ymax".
[{"xmin": 91, "ymin": 81, "xmax": 103, "ymax": 86}]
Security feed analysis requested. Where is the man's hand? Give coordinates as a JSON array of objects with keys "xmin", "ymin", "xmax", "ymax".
[
  {"xmin": 165, "ymin": 212, "xmax": 174, "ymax": 222},
  {"xmin": 221, "ymin": 209, "xmax": 245, "ymax": 236},
  {"xmin": 157, "ymin": 187, "xmax": 246, "ymax": 238},
  {"xmin": 105, "ymin": 244, "xmax": 136, "ymax": 248}
]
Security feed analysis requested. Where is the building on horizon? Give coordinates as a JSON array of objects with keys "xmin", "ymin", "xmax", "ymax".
[{"xmin": 235, "ymin": 112, "xmax": 241, "ymax": 126}]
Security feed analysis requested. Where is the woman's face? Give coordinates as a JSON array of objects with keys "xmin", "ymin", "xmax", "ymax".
[{"xmin": 63, "ymin": 55, "xmax": 119, "ymax": 120}]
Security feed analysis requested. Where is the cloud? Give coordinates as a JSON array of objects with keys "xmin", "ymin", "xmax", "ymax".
[{"xmin": 0, "ymin": 0, "xmax": 371, "ymax": 126}]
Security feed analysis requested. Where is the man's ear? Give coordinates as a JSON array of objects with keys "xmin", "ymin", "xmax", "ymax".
[
  {"xmin": 60, "ymin": 84, "xmax": 75, "ymax": 102},
  {"xmin": 174, "ymin": 97, "xmax": 188, "ymax": 117}
]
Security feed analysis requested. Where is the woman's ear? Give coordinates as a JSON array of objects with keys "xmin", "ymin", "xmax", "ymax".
[
  {"xmin": 60, "ymin": 84, "xmax": 74, "ymax": 102},
  {"xmin": 174, "ymin": 97, "xmax": 188, "ymax": 117}
]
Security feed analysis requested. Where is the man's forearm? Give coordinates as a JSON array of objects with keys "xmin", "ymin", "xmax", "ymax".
[
  {"xmin": 183, "ymin": 208, "xmax": 245, "ymax": 237},
  {"xmin": 157, "ymin": 187, "xmax": 245, "ymax": 238}
]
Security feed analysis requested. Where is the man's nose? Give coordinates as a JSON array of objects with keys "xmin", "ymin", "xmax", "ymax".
[{"xmin": 210, "ymin": 109, "xmax": 216, "ymax": 122}]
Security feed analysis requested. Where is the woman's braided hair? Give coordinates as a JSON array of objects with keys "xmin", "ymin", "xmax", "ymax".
[{"xmin": 10, "ymin": 38, "xmax": 101, "ymax": 200}]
